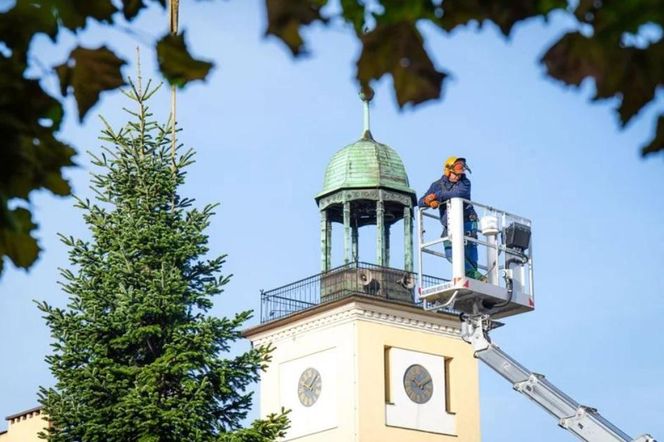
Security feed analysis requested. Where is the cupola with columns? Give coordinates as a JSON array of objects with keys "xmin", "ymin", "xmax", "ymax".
[{"xmin": 315, "ymin": 91, "xmax": 417, "ymax": 302}]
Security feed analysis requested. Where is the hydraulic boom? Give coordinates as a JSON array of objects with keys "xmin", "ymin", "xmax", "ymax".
[{"xmin": 461, "ymin": 315, "xmax": 656, "ymax": 442}]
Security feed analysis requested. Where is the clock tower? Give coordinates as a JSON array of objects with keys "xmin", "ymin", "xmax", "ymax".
[{"xmin": 244, "ymin": 93, "xmax": 481, "ymax": 441}]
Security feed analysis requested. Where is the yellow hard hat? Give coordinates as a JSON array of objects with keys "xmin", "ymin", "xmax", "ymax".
[{"xmin": 443, "ymin": 156, "xmax": 471, "ymax": 177}]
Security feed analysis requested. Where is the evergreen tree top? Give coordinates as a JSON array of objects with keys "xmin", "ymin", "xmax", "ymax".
[{"xmin": 38, "ymin": 80, "xmax": 288, "ymax": 442}]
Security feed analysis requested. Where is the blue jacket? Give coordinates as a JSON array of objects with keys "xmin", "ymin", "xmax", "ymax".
[{"xmin": 418, "ymin": 175, "xmax": 478, "ymax": 227}]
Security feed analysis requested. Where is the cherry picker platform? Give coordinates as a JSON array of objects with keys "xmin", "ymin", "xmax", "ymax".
[
  {"xmin": 417, "ymin": 198, "xmax": 534, "ymax": 318},
  {"xmin": 416, "ymin": 198, "xmax": 655, "ymax": 442}
]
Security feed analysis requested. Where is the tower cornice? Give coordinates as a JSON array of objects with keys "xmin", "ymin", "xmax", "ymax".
[{"xmin": 244, "ymin": 295, "xmax": 462, "ymax": 347}]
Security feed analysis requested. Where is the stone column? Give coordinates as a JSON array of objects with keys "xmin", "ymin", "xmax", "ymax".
[
  {"xmin": 404, "ymin": 206, "xmax": 413, "ymax": 272},
  {"xmin": 376, "ymin": 199, "xmax": 385, "ymax": 267},
  {"xmin": 320, "ymin": 209, "xmax": 331, "ymax": 272},
  {"xmin": 343, "ymin": 201, "xmax": 351, "ymax": 264},
  {"xmin": 352, "ymin": 223, "xmax": 359, "ymax": 262},
  {"xmin": 326, "ymin": 217, "xmax": 332, "ymax": 269},
  {"xmin": 384, "ymin": 223, "xmax": 391, "ymax": 267}
]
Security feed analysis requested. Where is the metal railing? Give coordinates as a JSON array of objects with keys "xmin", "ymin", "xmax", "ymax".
[
  {"xmin": 260, "ymin": 261, "xmax": 448, "ymax": 323},
  {"xmin": 417, "ymin": 199, "xmax": 533, "ymax": 289},
  {"xmin": 416, "ymin": 198, "xmax": 535, "ymax": 317}
]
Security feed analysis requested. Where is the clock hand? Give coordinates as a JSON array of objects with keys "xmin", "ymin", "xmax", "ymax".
[
  {"xmin": 413, "ymin": 376, "xmax": 432, "ymax": 391},
  {"xmin": 307, "ymin": 373, "xmax": 319, "ymax": 389}
]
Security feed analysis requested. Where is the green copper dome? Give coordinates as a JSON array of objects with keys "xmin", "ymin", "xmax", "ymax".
[{"xmin": 317, "ymin": 132, "xmax": 415, "ymax": 199}]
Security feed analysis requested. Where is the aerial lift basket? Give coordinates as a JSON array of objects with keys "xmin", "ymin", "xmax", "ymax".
[{"xmin": 416, "ymin": 198, "xmax": 534, "ymax": 319}]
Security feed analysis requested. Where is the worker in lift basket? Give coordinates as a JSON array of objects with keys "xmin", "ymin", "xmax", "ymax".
[{"xmin": 418, "ymin": 156, "xmax": 482, "ymax": 280}]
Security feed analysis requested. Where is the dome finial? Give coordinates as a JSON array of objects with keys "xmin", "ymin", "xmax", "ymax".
[{"xmin": 359, "ymin": 85, "xmax": 375, "ymax": 140}]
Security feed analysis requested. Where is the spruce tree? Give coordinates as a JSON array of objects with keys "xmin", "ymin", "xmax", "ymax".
[{"xmin": 38, "ymin": 81, "xmax": 288, "ymax": 442}]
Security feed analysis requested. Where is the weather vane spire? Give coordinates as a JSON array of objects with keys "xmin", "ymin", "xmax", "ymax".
[{"xmin": 359, "ymin": 86, "xmax": 374, "ymax": 140}]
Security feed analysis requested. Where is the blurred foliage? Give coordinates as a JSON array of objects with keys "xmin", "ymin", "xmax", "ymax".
[
  {"xmin": 0, "ymin": 0, "xmax": 211, "ymax": 277},
  {"xmin": 55, "ymin": 46, "xmax": 127, "ymax": 120},
  {"xmin": 265, "ymin": 0, "xmax": 663, "ymax": 156},
  {"xmin": 156, "ymin": 32, "xmax": 213, "ymax": 87},
  {"xmin": 0, "ymin": 0, "xmax": 662, "ymax": 277}
]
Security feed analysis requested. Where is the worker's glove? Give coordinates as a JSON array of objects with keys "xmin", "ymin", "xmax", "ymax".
[
  {"xmin": 423, "ymin": 194, "xmax": 436, "ymax": 204},
  {"xmin": 429, "ymin": 200, "xmax": 440, "ymax": 209}
]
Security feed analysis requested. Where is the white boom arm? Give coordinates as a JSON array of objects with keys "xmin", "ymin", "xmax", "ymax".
[{"xmin": 462, "ymin": 315, "xmax": 656, "ymax": 442}]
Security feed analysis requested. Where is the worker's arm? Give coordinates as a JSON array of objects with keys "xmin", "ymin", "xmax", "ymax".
[{"xmin": 417, "ymin": 182, "xmax": 439, "ymax": 207}]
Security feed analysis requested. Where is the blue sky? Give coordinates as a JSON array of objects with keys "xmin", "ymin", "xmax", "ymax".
[{"xmin": 1, "ymin": 1, "xmax": 662, "ymax": 440}]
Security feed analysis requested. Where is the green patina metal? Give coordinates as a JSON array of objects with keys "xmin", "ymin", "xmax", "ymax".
[
  {"xmin": 316, "ymin": 132, "xmax": 415, "ymax": 200},
  {"xmin": 316, "ymin": 105, "xmax": 417, "ymax": 282},
  {"xmin": 316, "ymin": 93, "xmax": 417, "ymax": 294}
]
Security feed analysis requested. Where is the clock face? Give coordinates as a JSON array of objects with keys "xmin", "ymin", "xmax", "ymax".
[
  {"xmin": 403, "ymin": 364, "xmax": 433, "ymax": 404},
  {"xmin": 297, "ymin": 367, "xmax": 322, "ymax": 407}
]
